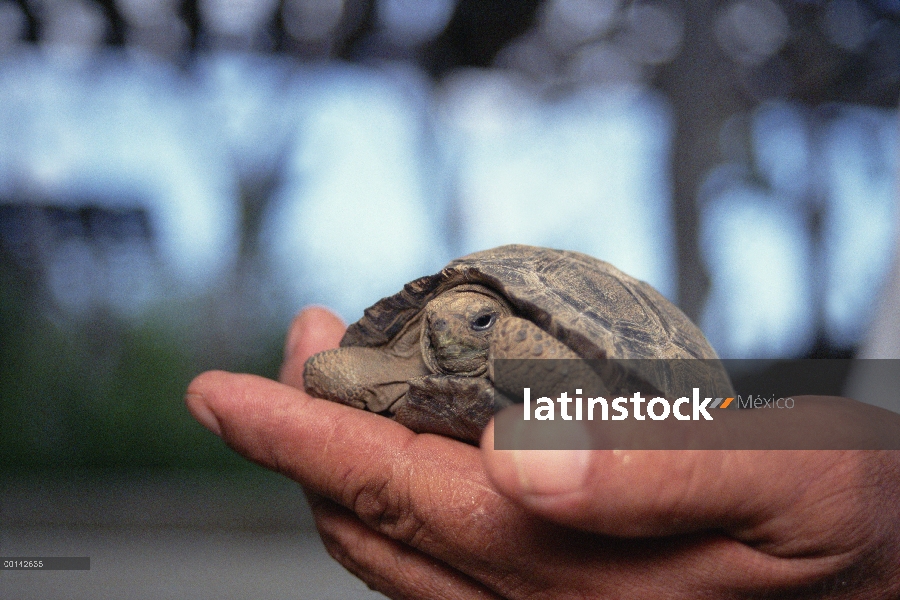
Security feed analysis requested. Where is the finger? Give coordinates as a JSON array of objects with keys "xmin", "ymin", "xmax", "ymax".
[
  {"xmin": 184, "ymin": 371, "xmax": 520, "ymax": 580},
  {"xmin": 481, "ymin": 400, "xmax": 900, "ymax": 556},
  {"xmin": 280, "ymin": 306, "xmax": 346, "ymax": 389},
  {"xmin": 306, "ymin": 493, "xmax": 505, "ymax": 600}
]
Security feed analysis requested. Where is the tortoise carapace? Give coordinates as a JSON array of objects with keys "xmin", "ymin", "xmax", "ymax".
[{"xmin": 304, "ymin": 245, "xmax": 733, "ymax": 443}]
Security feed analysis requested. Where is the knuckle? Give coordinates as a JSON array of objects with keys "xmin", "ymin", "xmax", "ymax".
[
  {"xmin": 309, "ymin": 495, "xmax": 433, "ymax": 600},
  {"xmin": 308, "ymin": 502, "xmax": 368, "ymax": 575},
  {"xmin": 342, "ymin": 456, "xmax": 430, "ymax": 548},
  {"xmin": 317, "ymin": 521, "xmax": 350, "ymax": 565},
  {"xmin": 354, "ymin": 474, "xmax": 429, "ymax": 547},
  {"xmin": 317, "ymin": 527, "xmax": 379, "ymax": 592}
]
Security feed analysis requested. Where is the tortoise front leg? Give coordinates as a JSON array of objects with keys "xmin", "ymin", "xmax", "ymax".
[
  {"xmin": 305, "ymin": 346, "xmax": 428, "ymax": 413},
  {"xmin": 394, "ymin": 375, "xmax": 497, "ymax": 444}
]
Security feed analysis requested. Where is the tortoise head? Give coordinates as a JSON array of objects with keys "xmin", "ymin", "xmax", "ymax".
[
  {"xmin": 303, "ymin": 284, "xmax": 512, "ymax": 415},
  {"xmin": 420, "ymin": 285, "xmax": 512, "ymax": 377}
]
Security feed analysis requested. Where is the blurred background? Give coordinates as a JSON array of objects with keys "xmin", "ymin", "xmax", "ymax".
[{"xmin": 1, "ymin": 0, "xmax": 898, "ymax": 597}]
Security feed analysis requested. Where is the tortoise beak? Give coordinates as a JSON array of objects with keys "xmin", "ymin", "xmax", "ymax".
[{"xmin": 304, "ymin": 347, "xmax": 429, "ymax": 413}]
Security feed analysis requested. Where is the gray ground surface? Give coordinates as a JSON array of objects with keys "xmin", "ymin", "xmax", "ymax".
[{"xmin": 0, "ymin": 471, "xmax": 388, "ymax": 599}]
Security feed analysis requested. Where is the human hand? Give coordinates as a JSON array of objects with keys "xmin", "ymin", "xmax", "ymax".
[{"xmin": 186, "ymin": 307, "xmax": 900, "ymax": 599}]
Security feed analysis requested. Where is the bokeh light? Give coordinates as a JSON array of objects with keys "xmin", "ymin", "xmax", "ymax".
[{"xmin": 714, "ymin": 0, "xmax": 789, "ymax": 66}]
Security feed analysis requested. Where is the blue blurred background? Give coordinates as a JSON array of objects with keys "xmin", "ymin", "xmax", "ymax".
[{"xmin": 0, "ymin": 0, "xmax": 898, "ymax": 596}]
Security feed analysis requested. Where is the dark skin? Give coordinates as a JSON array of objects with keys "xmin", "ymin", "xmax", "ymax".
[{"xmin": 186, "ymin": 307, "xmax": 900, "ymax": 599}]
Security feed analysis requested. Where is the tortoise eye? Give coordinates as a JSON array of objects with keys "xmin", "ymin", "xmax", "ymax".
[{"xmin": 470, "ymin": 312, "xmax": 496, "ymax": 331}]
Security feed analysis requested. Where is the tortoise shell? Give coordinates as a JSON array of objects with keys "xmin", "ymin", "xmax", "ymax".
[{"xmin": 340, "ymin": 245, "xmax": 732, "ymax": 400}]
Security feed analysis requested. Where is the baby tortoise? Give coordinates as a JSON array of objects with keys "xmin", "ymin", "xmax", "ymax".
[{"xmin": 304, "ymin": 245, "xmax": 733, "ymax": 443}]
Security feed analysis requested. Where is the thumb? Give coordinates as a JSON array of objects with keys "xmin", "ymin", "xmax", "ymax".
[
  {"xmin": 481, "ymin": 425, "xmax": 782, "ymax": 539},
  {"xmin": 481, "ymin": 398, "xmax": 900, "ymax": 551}
]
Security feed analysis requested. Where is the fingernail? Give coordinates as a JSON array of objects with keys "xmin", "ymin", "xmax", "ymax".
[
  {"xmin": 185, "ymin": 392, "xmax": 222, "ymax": 437},
  {"xmin": 511, "ymin": 419, "xmax": 591, "ymax": 497}
]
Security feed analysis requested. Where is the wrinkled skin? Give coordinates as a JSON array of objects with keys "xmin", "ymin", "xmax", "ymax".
[{"xmin": 186, "ymin": 307, "xmax": 900, "ymax": 600}]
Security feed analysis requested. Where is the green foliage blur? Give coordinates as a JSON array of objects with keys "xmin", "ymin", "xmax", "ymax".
[{"xmin": 0, "ymin": 264, "xmax": 284, "ymax": 474}]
